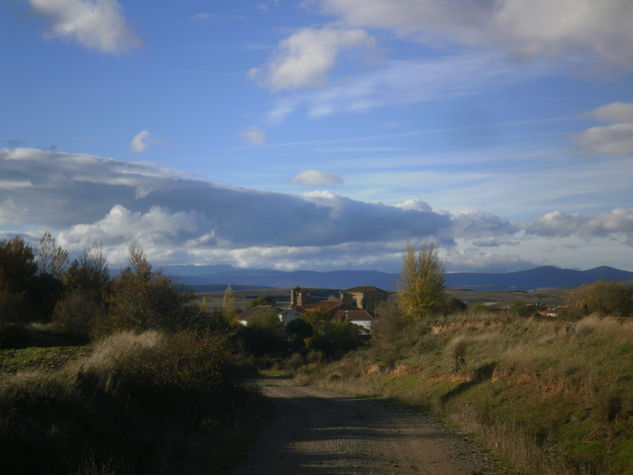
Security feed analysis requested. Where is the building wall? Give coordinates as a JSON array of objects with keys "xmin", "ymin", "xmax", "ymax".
[{"xmin": 339, "ymin": 289, "xmax": 388, "ymax": 314}]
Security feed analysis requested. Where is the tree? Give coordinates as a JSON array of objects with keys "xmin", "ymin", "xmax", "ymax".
[
  {"xmin": 286, "ymin": 318, "xmax": 313, "ymax": 344},
  {"xmin": 0, "ymin": 236, "xmax": 37, "ymax": 295},
  {"xmin": 0, "ymin": 235, "xmax": 66, "ymax": 323},
  {"xmin": 53, "ymin": 244, "xmax": 110, "ymax": 335},
  {"xmin": 249, "ymin": 295, "xmax": 275, "ymax": 307},
  {"xmin": 106, "ymin": 245, "xmax": 190, "ymax": 332},
  {"xmin": 0, "ymin": 236, "xmax": 38, "ymax": 324},
  {"xmin": 36, "ymin": 232, "xmax": 68, "ymax": 278},
  {"xmin": 63, "ymin": 245, "xmax": 110, "ymax": 295},
  {"xmin": 222, "ymin": 284, "xmax": 236, "ymax": 317},
  {"xmin": 398, "ymin": 243, "xmax": 448, "ymax": 320}
]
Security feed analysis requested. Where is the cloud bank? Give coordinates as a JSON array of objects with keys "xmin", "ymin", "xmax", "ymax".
[{"xmin": 2, "ymin": 148, "xmax": 632, "ymax": 270}]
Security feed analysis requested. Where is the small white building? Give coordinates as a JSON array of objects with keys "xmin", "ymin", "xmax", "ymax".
[{"xmin": 278, "ymin": 308, "xmax": 301, "ymax": 326}]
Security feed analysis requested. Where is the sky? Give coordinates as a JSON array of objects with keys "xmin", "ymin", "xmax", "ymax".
[{"xmin": 1, "ymin": 0, "xmax": 633, "ymax": 273}]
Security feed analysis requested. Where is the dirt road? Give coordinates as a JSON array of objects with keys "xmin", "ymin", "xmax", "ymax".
[{"xmin": 234, "ymin": 377, "xmax": 499, "ymax": 474}]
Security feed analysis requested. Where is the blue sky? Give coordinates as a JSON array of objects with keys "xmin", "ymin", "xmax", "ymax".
[{"xmin": 2, "ymin": 0, "xmax": 633, "ymax": 273}]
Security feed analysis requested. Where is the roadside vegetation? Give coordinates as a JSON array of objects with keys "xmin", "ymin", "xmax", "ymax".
[
  {"xmin": 0, "ymin": 235, "xmax": 266, "ymax": 474},
  {"xmin": 292, "ymin": 244, "xmax": 633, "ymax": 474}
]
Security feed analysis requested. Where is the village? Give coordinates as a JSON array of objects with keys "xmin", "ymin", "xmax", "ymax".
[
  {"xmin": 234, "ymin": 284, "xmax": 573, "ymax": 333},
  {"xmin": 238, "ymin": 285, "xmax": 390, "ymax": 333}
]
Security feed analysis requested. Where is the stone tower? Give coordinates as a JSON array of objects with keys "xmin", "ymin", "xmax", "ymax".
[{"xmin": 290, "ymin": 287, "xmax": 311, "ymax": 307}]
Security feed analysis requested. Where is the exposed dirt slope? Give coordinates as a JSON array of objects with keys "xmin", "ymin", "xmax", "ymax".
[{"xmin": 234, "ymin": 377, "xmax": 500, "ymax": 474}]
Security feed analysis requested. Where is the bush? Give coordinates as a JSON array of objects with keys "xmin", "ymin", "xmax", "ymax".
[
  {"xmin": 510, "ymin": 301, "xmax": 539, "ymax": 317},
  {"xmin": 566, "ymin": 280, "xmax": 633, "ymax": 317},
  {"xmin": 309, "ymin": 321, "xmax": 366, "ymax": 358},
  {"xmin": 236, "ymin": 309, "xmax": 288, "ymax": 357},
  {"xmin": 0, "ymin": 331, "xmax": 260, "ymax": 474},
  {"xmin": 52, "ymin": 290, "xmax": 104, "ymax": 338}
]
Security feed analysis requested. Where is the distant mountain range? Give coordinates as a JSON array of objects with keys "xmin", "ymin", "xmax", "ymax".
[{"xmin": 162, "ymin": 264, "xmax": 633, "ymax": 291}]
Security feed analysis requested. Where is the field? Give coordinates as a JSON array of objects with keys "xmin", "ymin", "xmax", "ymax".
[
  {"xmin": 194, "ymin": 287, "xmax": 342, "ymax": 310},
  {"xmin": 194, "ymin": 285, "xmax": 573, "ymax": 312}
]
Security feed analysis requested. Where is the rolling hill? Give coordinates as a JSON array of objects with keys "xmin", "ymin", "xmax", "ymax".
[{"xmin": 163, "ymin": 264, "xmax": 633, "ymax": 291}]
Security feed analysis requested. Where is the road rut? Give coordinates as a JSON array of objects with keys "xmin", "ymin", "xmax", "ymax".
[{"xmin": 234, "ymin": 377, "xmax": 499, "ymax": 474}]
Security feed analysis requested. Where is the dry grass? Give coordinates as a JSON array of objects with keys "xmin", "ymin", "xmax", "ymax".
[
  {"xmin": 298, "ymin": 313, "xmax": 633, "ymax": 474},
  {"xmin": 0, "ymin": 330, "xmax": 264, "ymax": 474}
]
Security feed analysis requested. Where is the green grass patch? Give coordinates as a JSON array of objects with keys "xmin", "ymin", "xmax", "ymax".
[{"xmin": 0, "ymin": 345, "xmax": 91, "ymax": 374}]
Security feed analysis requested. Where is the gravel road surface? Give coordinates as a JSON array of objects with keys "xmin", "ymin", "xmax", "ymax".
[{"xmin": 234, "ymin": 376, "xmax": 500, "ymax": 474}]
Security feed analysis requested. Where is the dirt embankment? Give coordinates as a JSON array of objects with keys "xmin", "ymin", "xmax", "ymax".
[{"xmin": 234, "ymin": 377, "xmax": 500, "ymax": 474}]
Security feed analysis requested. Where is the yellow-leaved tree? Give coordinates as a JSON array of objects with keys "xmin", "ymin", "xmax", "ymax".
[{"xmin": 398, "ymin": 243, "xmax": 448, "ymax": 320}]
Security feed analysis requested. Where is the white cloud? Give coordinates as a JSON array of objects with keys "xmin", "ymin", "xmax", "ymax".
[
  {"xmin": 574, "ymin": 123, "xmax": 633, "ymax": 156},
  {"xmin": 240, "ymin": 126, "xmax": 266, "ymax": 146},
  {"xmin": 585, "ymin": 102, "xmax": 633, "ymax": 122},
  {"xmin": 322, "ymin": 0, "xmax": 633, "ymax": 69},
  {"xmin": 526, "ymin": 208, "xmax": 633, "ymax": 240},
  {"xmin": 253, "ymin": 27, "xmax": 375, "ymax": 91},
  {"xmin": 130, "ymin": 129, "xmax": 150, "ymax": 154},
  {"xmin": 526, "ymin": 211, "xmax": 588, "ymax": 237},
  {"xmin": 394, "ymin": 199, "xmax": 431, "ymax": 212},
  {"xmin": 290, "ymin": 170, "xmax": 343, "ymax": 187},
  {"xmin": 450, "ymin": 209, "xmax": 516, "ymax": 239},
  {"xmin": 574, "ymin": 102, "xmax": 633, "ymax": 156},
  {"xmin": 28, "ymin": 0, "xmax": 142, "ymax": 54},
  {"xmin": 59, "ymin": 205, "xmax": 202, "ymax": 249}
]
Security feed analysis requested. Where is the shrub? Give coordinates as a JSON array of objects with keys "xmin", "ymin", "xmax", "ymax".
[
  {"xmin": 510, "ymin": 301, "xmax": 539, "ymax": 317},
  {"xmin": 566, "ymin": 280, "xmax": 633, "ymax": 317},
  {"xmin": 52, "ymin": 290, "xmax": 104, "ymax": 338},
  {"xmin": 236, "ymin": 309, "xmax": 288, "ymax": 357},
  {"xmin": 0, "ymin": 331, "xmax": 260, "ymax": 474},
  {"xmin": 309, "ymin": 321, "xmax": 366, "ymax": 358}
]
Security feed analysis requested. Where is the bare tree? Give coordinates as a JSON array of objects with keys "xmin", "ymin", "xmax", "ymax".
[{"xmin": 36, "ymin": 232, "xmax": 68, "ymax": 278}]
